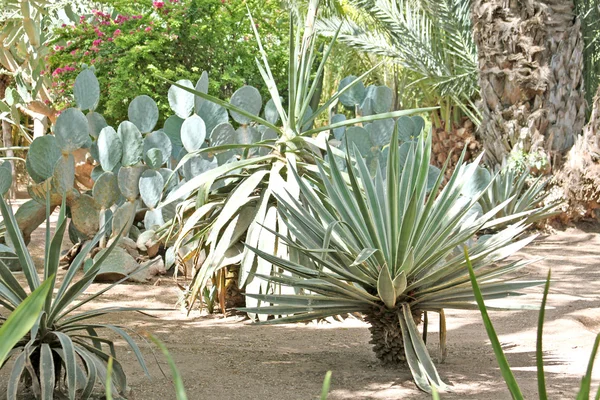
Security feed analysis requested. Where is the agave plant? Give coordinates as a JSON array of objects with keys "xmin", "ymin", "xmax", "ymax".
[
  {"xmin": 469, "ymin": 164, "xmax": 560, "ymax": 231},
  {"xmin": 239, "ymin": 126, "xmax": 542, "ymax": 392},
  {"xmin": 0, "ymin": 173, "xmax": 149, "ymax": 399},
  {"xmin": 158, "ymin": 0, "xmax": 433, "ymax": 313}
]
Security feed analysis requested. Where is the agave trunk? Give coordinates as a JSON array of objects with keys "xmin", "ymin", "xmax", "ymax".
[
  {"xmin": 472, "ymin": 0, "xmax": 585, "ymax": 169},
  {"xmin": 365, "ymin": 305, "xmax": 422, "ymax": 365}
]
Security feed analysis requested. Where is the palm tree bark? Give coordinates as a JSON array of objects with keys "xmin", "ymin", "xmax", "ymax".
[{"xmin": 472, "ymin": 0, "xmax": 586, "ymax": 169}]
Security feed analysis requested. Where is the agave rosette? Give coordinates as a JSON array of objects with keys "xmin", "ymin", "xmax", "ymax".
[
  {"xmin": 240, "ymin": 127, "xmax": 543, "ymax": 392},
  {"xmin": 0, "ymin": 189, "xmax": 149, "ymax": 399}
]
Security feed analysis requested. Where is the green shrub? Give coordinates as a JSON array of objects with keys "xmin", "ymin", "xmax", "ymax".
[{"xmin": 48, "ymin": 0, "xmax": 289, "ymax": 126}]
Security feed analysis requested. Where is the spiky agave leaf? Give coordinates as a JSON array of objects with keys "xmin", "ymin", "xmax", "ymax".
[
  {"xmin": 0, "ymin": 192, "xmax": 153, "ymax": 399},
  {"xmin": 240, "ymin": 126, "xmax": 542, "ymax": 392}
]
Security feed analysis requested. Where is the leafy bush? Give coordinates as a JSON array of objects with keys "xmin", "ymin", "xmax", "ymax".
[
  {"xmin": 47, "ymin": 0, "xmax": 289, "ymax": 126},
  {"xmin": 0, "ymin": 174, "xmax": 148, "ymax": 398},
  {"xmin": 239, "ymin": 126, "xmax": 541, "ymax": 392}
]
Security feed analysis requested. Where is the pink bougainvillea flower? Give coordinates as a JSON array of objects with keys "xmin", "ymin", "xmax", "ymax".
[
  {"xmin": 93, "ymin": 39, "xmax": 102, "ymax": 46},
  {"xmin": 145, "ymin": 26, "xmax": 152, "ymax": 32},
  {"xmin": 107, "ymin": 37, "xmax": 114, "ymax": 42},
  {"xmin": 70, "ymin": 50, "xmax": 77, "ymax": 56},
  {"xmin": 84, "ymin": 51, "xmax": 90, "ymax": 56},
  {"xmin": 153, "ymin": 0, "xmax": 165, "ymax": 8},
  {"xmin": 113, "ymin": 29, "xmax": 121, "ymax": 36}
]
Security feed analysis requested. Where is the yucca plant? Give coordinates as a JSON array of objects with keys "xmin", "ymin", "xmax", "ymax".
[
  {"xmin": 158, "ymin": 0, "xmax": 432, "ymax": 313},
  {"xmin": 0, "ymin": 179, "xmax": 149, "ymax": 399},
  {"xmin": 469, "ymin": 164, "xmax": 560, "ymax": 231},
  {"xmin": 465, "ymin": 250, "xmax": 600, "ymax": 400},
  {"xmin": 239, "ymin": 126, "xmax": 543, "ymax": 392}
]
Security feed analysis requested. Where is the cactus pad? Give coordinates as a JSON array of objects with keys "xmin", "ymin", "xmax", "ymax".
[
  {"xmin": 168, "ymin": 79, "xmax": 195, "ymax": 119},
  {"xmin": 93, "ymin": 171, "xmax": 120, "ymax": 209},
  {"xmin": 163, "ymin": 115, "xmax": 184, "ymax": 149},
  {"xmin": 118, "ymin": 121, "xmax": 143, "ymax": 166},
  {"xmin": 86, "ymin": 111, "xmax": 107, "ymax": 138},
  {"xmin": 181, "ymin": 114, "xmax": 207, "ymax": 152},
  {"xmin": 0, "ymin": 161, "xmax": 12, "ymax": 195},
  {"xmin": 396, "ymin": 116, "xmax": 417, "ymax": 142},
  {"xmin": 143, "ymin": 130, "xmax": 172, "ymax": 166},
  {"xmin": 26, "ymin": 135, "xmax": 62, "ymax": 183},
  {"xmin": 111, "ymin": 201, "xmax": 136, "ymax": 239},
  {"xmin": 367, "ymin": 118, "xmax": 394, "ymax": 148},
  {"xmin": 194, "ymin": 71, "xmax": 209, "ymax": 113},
  {"xmin": 97, "ymin": 126, "xmax": 123, "ymax": 172},
  {"xmin": 54, "ymin": 108, "xmax": 90, "ymax": 153},
  {"xmin": 139, "ymin": 169, "xmax": 164, "ymax": 208},
  {"xmin": 264, "ymin": 98, "xmax": 281, "ymax": 125},
  {"xmin": 52, "ymin": 154, "xmax": 75, "ymax": 194},
  {"xmin": 344, "ymin": 126, "xmax": 373, "ymax": 157},
  {"xmin": 331, "ymin": 114, "xmax": 347, "ymax": 140},
  {"xmin": 128, "ymin": 95, "xmax": 159, "ymax": 133},
  {"xmin": 144, "ymin": 208, "xmax": 164, "ymax": 230},
  {"xmin": 118, "ymin": 164, "xmax": 147, "ymax": 201},
  {"xmin": 144, "ymin": 148, "xmax": 164, "ymax": 169},
  {"xmin": 71, "ymin": 194, "xmax": 100, "ymax": 238},
  {"xmin": 229, "ymin": 85, "xmax": 262, "ymax": 125},
  {"xmin": 73, "ymin": 68, "xmax": 100, "ymax": 111},
  {"xmin": 197, "ymin": 100, "xmax": 229, "ymax": 136},
  {"xmin": 338, "ymin": 76, "xmax": 366, "ymax": 107},
  {"xmin": 183, "ymin": 154, "xmax": 217, "ymax": 181}
]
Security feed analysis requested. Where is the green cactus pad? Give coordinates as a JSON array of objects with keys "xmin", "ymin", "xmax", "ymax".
[
  {"xmin": 183, "ymin": 154, "xmax": 217, "ymax": 181},
  {"xmin": 411, "ymin": 116, "xmax": 425, "ymax": 136},
  {"xmin": 128, "ymin": 95, "xmax": 159, "ymax": 133},
  {"xmin": 52, "ymin": 154, "xmax": 75, "ymax": 194},
  {"xmin": 366, "ymin": 118, "xmax": 395, "ymax": 147},
  {"xmin": 118, "ymin": 164, "xmax": 147, "ymax": 201},
  {"xmin": 118, "ymin": 121, "xmax": 144, "ymax": 166},
  {"xmin": 361, "ymin": 85, "xmax": 393, "ymax": 116},
  {"xmin": 331, "ymin": 114, "xmax": 346, "ymax": 140},
  {"xmin": 143, "ymin": 130, "xmax": 172, "ymax": 166},
  {"xmin": 139, "ymin": 169, "xmax": 164, "ymax": 209},
  {"xmin": 264, "ymin": 98, "xmax": 281, "ymax": 125},
  {"xmin": 235, "ymin": 125, "xmax": 261, "ymax": 146},
  {"xmin": 144, "ymin": 148, "xmax": 164, "ymax": 169},
  {"xmin": 338, "ymin": 76, "xmax": 366, "ymax": 107},
  {"xmin": 28, "ymin": 179, "xmax": 61, "ymax": 206},
  {"xmin": 345, "ymin": 126, "xmax": 373, "ymax": 157},
  {"xmin": 90, "ymin": 142, "xmax": 99, "ymax": 161},
  {"xmin": 210, "ymin": 122, "xmax": 236, "ymax": 146},
  {"xmin": 144, "ymin": 208, "xmax": 164, "ymax": 230},
  {"xmin": 93, "ymin": 171, "xmax": 120, "ymax": 209},
  {"xmin": 229, "ymin": 85, "xmax": 262, "ymax": 125},
  {"xmin": 97, "ymin": 126, "xmax": 123, "ymax": 172},
  {"xmin": 163, "ymin": 115, "xmax": 184, "ymax": 149},
  {"xmin": 111, "ymin": 201, "xmax": 136, "ymax": 239},
  {"xmin": 0, "ymin": 161, "xmax": 12, "ymax": 195},
  {"xmin": 427, "ymin": 165, "xmax": 441, "ymax": 191},
  {"xmin": 396, "ymin": 116, "xmax": 417, "ymax": 142},
  {"xmin": 71, "ymin": 194, "xmax": 101, "ymax": 238},
  {"xmin": 197, "ymin": 100, "xmax": 229, "ymax": 136},
  {"xmin": 54, "ymin": 108, "xmax": 90, "ymax": 153},
  {"xmin": 73, "ymin": 68, "xmax": 100, "ymax": 111},
  {"xmin": 181, "ymin": 115, "xmax": 207, "ymax": 152},
  {"xmin": 92, "ymin": 247, "xmax": 138, "ymax": 282},
  {"xmin": 301, "ymin": 105, "xmax": 315, "ymax": 132},
  {"xmin": 26, "ymin": 135, "xmax": 62, "ymax": 183},
  {"xmin": 168, "ymin": 79, "xmax": 195, "ymax": 119},
  {"xmin": 86, "ymin": 111, "xmax": 107, "ymax": 138},
  {"xmin": 258, "ymin": 126, "xmax": 278, "ymax": 156},
  {"xmin": 194, "ymin": 71, "xmax": 209, "ymax": 113}
]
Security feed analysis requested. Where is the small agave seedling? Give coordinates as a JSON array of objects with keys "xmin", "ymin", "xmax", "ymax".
[{"xmin": 239, "ymin": 125, "xmax": 542, "ymax": 393}]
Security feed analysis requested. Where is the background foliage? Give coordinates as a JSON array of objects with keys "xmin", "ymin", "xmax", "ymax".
[{"xmin": 48, "ymin": 0, "xmax": 289, "ymax": 126}]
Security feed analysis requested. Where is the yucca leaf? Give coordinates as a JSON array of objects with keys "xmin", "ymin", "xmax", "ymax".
[
  {"xmin": 53, "ymin": 331, "xmax": 78, "ymax": 400},
  {"xmin": 577, "ymin": 334, "xmax": 600, "ymax": 400},
  {"xmin": 537, "ymin": 270, "xmax": 550, "ymax": 400},
  {"xmin": 39, "ymin": 343, "xmax": 55, "ymax": 400},
  {"xmin": 464, "ymin": 247, "xmax": 524, "ymax": 399},
  {"xmin": 321, "ymin": 371, "xmax": 332, "ymax": 400},
  {"xmin": 377, "ymin": 265, "xmax": 396, "ymax": 309},
  {"xmin": 7, "ymin": 351, "xmax": 26, "ymax": 400},
  {"xmin": 0, "ymin": 276, "xmax": 53, "ymax": 365}
]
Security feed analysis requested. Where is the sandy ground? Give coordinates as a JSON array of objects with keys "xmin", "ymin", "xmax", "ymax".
[{"xmin": 1, "ymin": 201, "xmax": 600, "ymax": 399}]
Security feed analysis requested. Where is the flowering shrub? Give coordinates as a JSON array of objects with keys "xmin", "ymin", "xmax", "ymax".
[{"xmin": 48, "ymin": 0, "xmax": 289, "ymax": 125}]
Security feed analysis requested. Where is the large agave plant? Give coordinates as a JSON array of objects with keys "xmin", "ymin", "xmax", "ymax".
[
  {"xmin": 159, "ymin": 0, "xmax": 432, "ymax": 312},
  {"xmin": 0, "ymin": 175, "xmax": 149, "ymax": 399},
  {"xmin": 240, "ymin": 127, "xmax": 543, "ymax": 392}
]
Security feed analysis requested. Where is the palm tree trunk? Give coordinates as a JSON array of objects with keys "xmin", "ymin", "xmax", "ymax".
[
  {"xmin": 472, "ymin": 0, "xmax": 586, "ymax": 169},
  {"xmin": 0, "ymin": 74, "xmax": 16, "ymax": 198}
]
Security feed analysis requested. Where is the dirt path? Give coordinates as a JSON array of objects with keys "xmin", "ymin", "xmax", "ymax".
[{"xmin": 2, "ymin": 208, "xmax": 600, "ymax": 399}]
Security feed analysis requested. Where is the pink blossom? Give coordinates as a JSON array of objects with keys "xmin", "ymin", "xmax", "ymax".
[
  {"xmin": 145, "ymin": 26, "xmax": 152, "ymax": 32},
  {"xmin": 153, "ymin": 0, "xmax": 165, "ymax": 8},
  {"xmin": 107, "ymin": 37, "xmax": 113, "ymax": 42},
  {"xmin": 52, "ymin": 68, "xmax": 63, "ymax": 76},
  {"xmin": 113, "ymin": 29, "xmax": 121, "ymax": 37},
  {"xmin": 70, "ymin": 50, "xmax": 77, "ymax": 56},
  {"xmin": 93, "ymin": 39, "xmax": 102, "ymax": 46},
  {"xmin": 84, "ymin": 51, "xmax": 90, "ymax": 56}
]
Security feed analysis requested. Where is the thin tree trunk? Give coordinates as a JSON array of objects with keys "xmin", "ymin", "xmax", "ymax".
[
  {"xmin": 0, "ymin": 74, "xmax": 16, "ymax": 198},
  {"xmin": 472, "ymin": 0, "xmax": 586, "ymax": 170}
]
